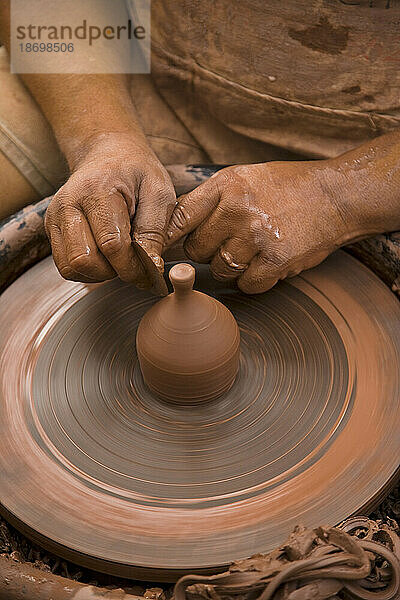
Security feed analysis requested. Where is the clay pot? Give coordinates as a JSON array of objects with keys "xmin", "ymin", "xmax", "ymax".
[{"xmin": 136, "ymin": 263, "xmax": 240, "ymax": 403}]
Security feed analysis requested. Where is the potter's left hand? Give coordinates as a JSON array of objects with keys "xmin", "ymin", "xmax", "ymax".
[{"xmin": 165, "ymin": 161, "xmax": 361, "ymax": 294}]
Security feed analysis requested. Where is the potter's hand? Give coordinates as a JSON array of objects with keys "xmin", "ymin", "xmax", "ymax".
[
  {"xmin": 45, "ymin": 133, "xmax": 176, "ymax": 287},
  {"xmin": 165, "ymin": 161, "xmax": 360, "ymax": 294}
]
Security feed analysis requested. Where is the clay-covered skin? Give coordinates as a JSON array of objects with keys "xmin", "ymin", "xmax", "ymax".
[
  {"xmin": 44, "ymin": 132, "xmax": 176, "ymax": 288},
  {"xmin": 136, "ymin": 263, "xmax": 240, "ymax": 403},
  {"xmin": 166, "ymin": 132, "xmax": 400, "ymax": 294}
]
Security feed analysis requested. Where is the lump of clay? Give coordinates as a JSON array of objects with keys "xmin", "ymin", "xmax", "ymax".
[{"xmin": 136, "ymin": 263, "xmax": 240, "ymax": 403}]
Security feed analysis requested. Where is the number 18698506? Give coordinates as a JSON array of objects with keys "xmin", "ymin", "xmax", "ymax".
[{"xmin": 19, "ymin": 42, "xmax": 74, "ymax": 52}]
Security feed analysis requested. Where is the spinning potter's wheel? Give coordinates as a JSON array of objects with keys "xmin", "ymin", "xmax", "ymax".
[{"xmin": 0, "ymin": 251, "xmax": 399, "ymax": 581}]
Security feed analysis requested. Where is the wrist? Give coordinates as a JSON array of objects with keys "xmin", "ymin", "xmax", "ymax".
[
  {"xmin": 20, "ymin": 73, "xmax": 146, "ymax": 172},
  {"xmin": 65, "ymin": 128, "xmax": 149, "ymax": 173},
  {"xmin": 318, "ymin": 157, "xmax": 398, "ymax": 245},
  {"xmin": 311, "ymin": 160, "xmax": 367, "ymax": 247},
  {"xmin": 323, "ymin": 135, "xmax": 400, "ymax": 241}
]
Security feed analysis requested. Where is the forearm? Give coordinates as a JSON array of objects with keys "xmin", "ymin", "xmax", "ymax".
[
  {"xmin": 0, "ymin": 0, "xmax": 145, "ymax": 171},
  {"xmin": 326, "ymin": 131, "xmax": 400, "ymax": 239},
  {"xmin": 22, "ymin": 73, "xmax": 146, "ymax": 170}
]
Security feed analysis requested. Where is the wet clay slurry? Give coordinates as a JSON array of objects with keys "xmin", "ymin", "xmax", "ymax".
[
  {"xmin": 136, "ymin": 263, "xmax": 240, "ymax": 403},
  {"xmin": 0, "ymin": 252, "xmax": 399, "ymax": 581}
]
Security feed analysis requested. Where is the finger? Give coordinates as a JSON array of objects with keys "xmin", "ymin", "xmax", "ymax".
[
  {"xmin": 47, "ymin": 223, "xmax": 104, "ymax": 283},
  {"xmin": 210, "ymin": 237, "xmax": 258, "ymax": 281},
  {"xmin": 166, "ymin": 176, "xmax": 221, "ymax": 247},
  {"xmin": 83, "ymin": 192, "xmax": 148, "ymax": 285},
  {"xmin": 59, "ymin": 205, "xmax": 116, "ymax": 281},
  {"xmin": 133, "ymin": 174, "xmax": 176, "ymax": 258},
  {"xmin": 183, "ymin": 202, "xmax": 229, "ymax": 263},
  {"xmin": 237, "ymin": 256, "xmax": 281, "ymax": 294}
]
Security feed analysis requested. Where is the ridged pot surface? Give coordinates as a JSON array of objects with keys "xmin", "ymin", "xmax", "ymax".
[{"xmin": 136, "ymin": 263, "xmax": 240, "ymax": 403}]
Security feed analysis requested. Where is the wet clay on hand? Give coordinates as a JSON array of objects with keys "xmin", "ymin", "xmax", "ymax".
[
  {"xmin": 44, "ymin": 132, "xmax": 176, "ymax": 289},
  {"xmin": 136, "ymin": 263, "xmax": 240, "ymax": 403},
  {"xmin": 166, "ymin": 132, "xmax": 400, "ymax": 295}
]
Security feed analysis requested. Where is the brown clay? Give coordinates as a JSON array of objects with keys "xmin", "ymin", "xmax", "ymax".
[
  {"xmin": 136, "ymin": 263, "xmax": 240, "ymax": 403},
  {"xmin": 132, "ymin": 234, "xmax": 168, "ymax": 297},
  {"xmin": 0, "ymin": 554, "xmax": 143, "ymax": 600},
  {"xmin": 0, "ymin": 252, "xmax": 400, "ymax": 581}
]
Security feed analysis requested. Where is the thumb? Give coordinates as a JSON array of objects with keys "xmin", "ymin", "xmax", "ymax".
[
  {"xmin": 165, "ymin": 176, "xmax": 221, "ymax": 248},
  {"xmin": 133, "ymin": 174, "xmax": 176, "ymax": 258}
]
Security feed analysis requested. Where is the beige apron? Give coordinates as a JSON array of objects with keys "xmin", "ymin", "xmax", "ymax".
[
  {"xmin": 1, "ymin": 0, "xmax": 400, "ymax": 216},
  {"xmin": 143, "ymin": 0, "xmax": 400, "ymax": 161}
]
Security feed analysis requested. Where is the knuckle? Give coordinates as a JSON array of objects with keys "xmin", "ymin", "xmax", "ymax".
[
  {"xmin": 45, "ymin": 198, "xmax": 56, "ymax": 217},
  {"xmin": 52, "ymin": 187, "xmax": 66, "ymax": 203},
  {"xmin": 51, "ymin": 192, "xmax": 75, "ymax": 221},
  {"xmin": 69, "ymin": 253, "xmax": 92, "ymax": 274},
  {"xmin": 154, "ymin": 165, "xmax": 174, "ymax": 187},
  {"xmin": 216, "ymin": 195, "xmax": 232, "ymax": 214},
  {"xmin": 184, "ymin": 235, "xmax": 210, "ymax": 263},
  {"xmin": 237, "ymin": 278, "xmax": 256, "ymax": 294},
  {"xmin": 260, "ymin": 246, "xmax": 287, "ymax": 267},
  {"xmin": 56, "ymin": 203, "xmax": 74, "ymax": 224},
  {"xmin": 53, "ymin": 185, "xmax": 75, "ymax": 207},
  {"xmin": 211, "ymin": 166, "xmax": 231, "ymax": 182},
  {"xmin": 143, "ymin": 171, "xmax": 175, "ymax": 201},
  {"xmin": 54, "ymin": 173, "xmax": 100, "ymax": 209},
  {"xmin": 97, "ymin": 231, "xmax": 124, "ymax": 256},
  {"xmin": 158, "ymin": 174, "xmax": 175, "ymax": 195},
  {"xmin": 216, "ymin": 165, "xmax": 245, "ymax": 186},
  {"xmin": 210, "ymin": 262, "xmax": 236, "ymax": 281},
  {"xmin": 155, "ymin": 188, "xmax": 176, "ymax": 210},
  {"xmin": 69, "ymin": 168, "xmax": 103, "ymax": 192},
  {"xmin": 249, "ymin": 218, "xmax": 264, "ymax": 236},
  {"xmin": 58, "ymin": 264, "xmax": 76, "ymax": 280},
  {"xmin": 82, "ymin": 196, "xmax": 100, "ymax": 218},
  {"xmin": 171, "ymin": 203, "xmax": 191, "ymax": 231}
]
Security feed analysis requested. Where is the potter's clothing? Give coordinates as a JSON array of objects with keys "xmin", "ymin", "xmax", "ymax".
[
  {"xmin": 1, "ymin": 0, "xmax": 400, "ymax": 213},
  {"xmin": 0, "ymin": 46, "xmax": 66, "ymax": 198},
  {"xmin": 143, "ymin": 0, "xmax": 400, "ymax": 161}
]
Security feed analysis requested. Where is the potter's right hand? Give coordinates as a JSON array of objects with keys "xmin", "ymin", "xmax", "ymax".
[{"xmin": 45, "ymin": 133, "xmax": 176, "ymax": 287}]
